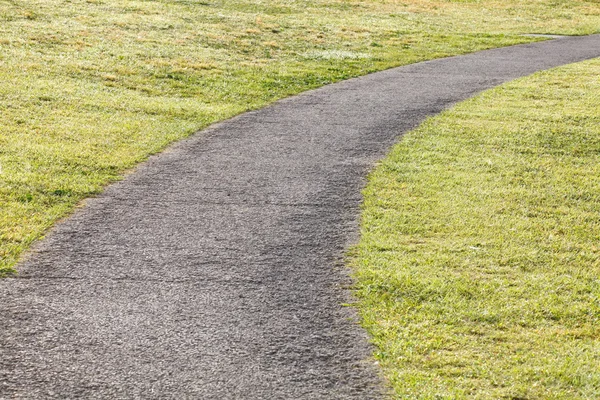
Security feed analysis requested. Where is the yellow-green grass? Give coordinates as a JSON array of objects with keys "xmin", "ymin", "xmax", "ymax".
[
  {"xmin": 351, "ymin": 58, "xmax": 600, "ymax": 398},
  {"xmin": 1, "ymin": 1, "xmax": 600, "ymax": 276}
]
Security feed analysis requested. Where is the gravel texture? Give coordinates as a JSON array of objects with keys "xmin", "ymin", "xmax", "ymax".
[{"xmin": 2, "ymin": 35, "xmax": 600, "ymax": 399}]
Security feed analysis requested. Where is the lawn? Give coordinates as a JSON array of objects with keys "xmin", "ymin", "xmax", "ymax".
[
  {"xmin": 352, "ymin": 58, "xmax": 600, "ymax": 398},
  {"xmin": 1, "ymin": 0, "xmax": 599, "ymax": 276}
]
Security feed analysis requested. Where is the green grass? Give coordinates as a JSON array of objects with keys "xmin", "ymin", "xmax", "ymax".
[
  {"xmin": 1, "ymin": 0, "xmax": 599, "ymax": 276},
  {"xmin": 351, "ymin": 58, "xmax": 600, "ymax": 398}
]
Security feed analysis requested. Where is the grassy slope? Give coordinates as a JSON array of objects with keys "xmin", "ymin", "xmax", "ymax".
[
  {"xmin": 1, "ymin": 0, "xmax": 599, "ymax": 275},
  {"xmin": 352, "ymin": 59, "xmax": 600, "ymax": 398}
]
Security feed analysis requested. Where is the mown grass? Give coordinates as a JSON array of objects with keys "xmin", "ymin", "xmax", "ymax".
[
  {"xmin": 352, "ymin": 58, "xmax": 600, "ymax": 398},
  {"xmin": 1, "ymin": 0, "xmax": 599, "ymax": 276}
]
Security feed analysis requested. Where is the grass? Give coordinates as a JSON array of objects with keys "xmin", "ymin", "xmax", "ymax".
[
  {"xmin": 1, "ymin": 0, "xmax": 599, "ymax": 276},
  {"xmin": 351, "ymin": 58, "xmax": 600, "ymax": 398}
]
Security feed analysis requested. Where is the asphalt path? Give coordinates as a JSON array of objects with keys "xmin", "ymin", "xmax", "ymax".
[{"xmin": 2, "ymin": 35, "xmax": 600, "ymax": 399}]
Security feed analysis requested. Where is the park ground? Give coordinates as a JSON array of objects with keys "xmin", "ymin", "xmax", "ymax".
[{"xmin": 2, "ymin": 0, "xmax": 600, "ymax": 397}]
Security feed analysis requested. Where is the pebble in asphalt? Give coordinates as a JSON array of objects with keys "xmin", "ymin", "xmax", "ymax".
[{"xmin": 1, "ymin": 35, "xmax": 600, "ymax": 399}]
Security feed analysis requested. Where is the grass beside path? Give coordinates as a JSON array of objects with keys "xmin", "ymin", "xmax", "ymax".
[
  {"xmin": 351, "ymin": 58, "xmax": 600, "ymax": 398},
  {"xmin": 1, "ymin": 0, "xmax": 599, "ymax": 276}
]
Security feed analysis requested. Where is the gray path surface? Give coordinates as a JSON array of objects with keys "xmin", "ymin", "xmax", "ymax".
[{"xmin": 2, "ymin": 35, "xmax": 600, "ymax": 399}]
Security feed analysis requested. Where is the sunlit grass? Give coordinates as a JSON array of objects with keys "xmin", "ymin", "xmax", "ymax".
[
  {"xmin": 1, "ymin": 0, "xmax": 600, "ymax": 275},
  {"xmin": 352, "ymin": 58, "xmax": 600, "ymax": 399}
]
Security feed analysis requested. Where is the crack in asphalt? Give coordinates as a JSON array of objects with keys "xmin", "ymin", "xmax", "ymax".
[{"xmin": 2, "ymin": 35, "xmax": 600, "ymax": 399}]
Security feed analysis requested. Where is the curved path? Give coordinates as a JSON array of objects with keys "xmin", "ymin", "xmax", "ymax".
[{"xmin": 2, "ymin": 35, "xmax": 600, "ymax": 399}]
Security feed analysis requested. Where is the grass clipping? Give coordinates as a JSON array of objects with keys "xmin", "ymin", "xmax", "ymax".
[{"xmin": 352, "ymin": 58, "xmax": 600, "ymax": 399}]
